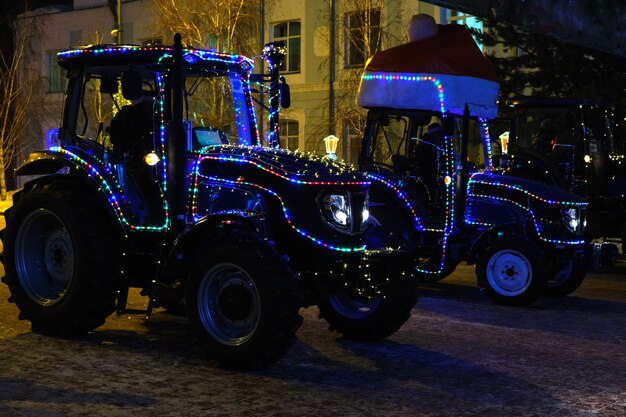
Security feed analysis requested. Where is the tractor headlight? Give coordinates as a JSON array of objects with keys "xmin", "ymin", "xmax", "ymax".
[
  {"xmin": 322, "ymin": 192, "xmax": 351, "ymax": 229},
  {"xmin": 319, "ymin": 191, "xmax": 368, "ymax": 234},
  {"xmin": 562, "ymin": 207, "xmax": 583, "ymax": 234},
  {"xmin": 362, "ymin": 193, "xmax": 370, "ymax": 224}
]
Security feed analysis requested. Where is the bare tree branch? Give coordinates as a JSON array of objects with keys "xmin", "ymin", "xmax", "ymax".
[
  {"xmin": 312, "ymin": 0, "xmax": 402, "ymax": 160},
  {"xmin": 0, "ymin": 15, "xmax": 41, "ymax": 199}
]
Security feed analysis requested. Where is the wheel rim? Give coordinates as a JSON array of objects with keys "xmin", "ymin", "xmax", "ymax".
[
  {"xmin": 548, "ymin": 259, "xmax": 573, "ymax": 287},
  {"xmin": 197, "ymin": 263, "xmax": 261, "ymax": 346},
  {"xmin": 329, "ymin": 293, "xmax": 382, "ymax": 319},
  {"xmin": 485, "ymin": 249, "xmax": 532, "ymax": 296},
  {"xmin": 15, "ymin": 208, "xmax": 75, "ymax": 306}
]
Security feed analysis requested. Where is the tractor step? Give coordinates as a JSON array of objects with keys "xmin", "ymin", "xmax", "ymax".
[{"xmin": 115, "ymin": 286, "xmax": 154, "ymax": 318}]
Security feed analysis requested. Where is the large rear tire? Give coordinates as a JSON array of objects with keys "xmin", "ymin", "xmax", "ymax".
[
  {"xmin": 185, "ymin": 233, "xmax": 302, "ymax": 370},
  {"xmin": 317, "ymin": 278, "xmax": 418, "ymax": 341},
  {"xmin": 1, "ymin": 180, "xmax": 120, "ymax": 335},
  {"xmin": 477, "ymin": 238, "xmax": 546, "ymax": 306}
]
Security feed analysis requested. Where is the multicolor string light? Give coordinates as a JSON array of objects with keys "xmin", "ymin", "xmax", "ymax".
[
  {"xmin": 195, "ymin": 174, "xmax": 367, "ymax": 253},
  {"xmin": 479, "ymin": 117, "xmax": 493, "ymax": 170},
  {"xmin": 465, "ymin": 190, "xmax": 586, "ymax": 245},
  {"xmin": 58, "ymin": 45, "xmax": 253, "ymax": 68},
  {"xmin": 48, "ymin": 147, "xmax": 167, "ymax": 232},
  {"xmin": 360, "ymin": 73, "xmax": 446, "ymax": 114},
  {"xmin": 415, "ymin": 126, "xmax": 456, "ymax": 275}
]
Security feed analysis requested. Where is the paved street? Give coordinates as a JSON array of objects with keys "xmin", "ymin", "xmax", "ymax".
[{"xmin": 0, "ymin": 211, "xmax": 625, "ymax": 417}]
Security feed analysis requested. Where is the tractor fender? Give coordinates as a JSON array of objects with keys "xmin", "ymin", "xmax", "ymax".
[
  {"xmin": 467, "ymin": 223, "xmax": 526, "ymax": 266},
  {"xmin": 16, "ymin": 150, "xmax": 128, "ymax": 234},
  {"xmin": 161, "ymin": 214, "xmax": 261, "ymax": 281}
]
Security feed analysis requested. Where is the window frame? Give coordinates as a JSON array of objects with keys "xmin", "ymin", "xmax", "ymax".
[
  {"xmin": 271, "ymin": 20, "xmax": 302, "ymax": 74},
  {"xmin": 448, "ymin": 11, "xmax": 484, "ymax": 51},
  {"xmin": 279, "ymin": 119, "xmax": 299, "ymax": 151},
  {"xmin": 344, "ymin": 9, "xmax": 382, "ymax": 68},
  {"xmin": 46, "ymin": 50, "xmax": 65, "ymax": 94}
]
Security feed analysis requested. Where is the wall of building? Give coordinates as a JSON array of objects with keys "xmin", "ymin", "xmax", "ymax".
[
  {"xmin": 15, "ymin": 0, "xmax": 485, "ymax": 187},
  {"xmin": 265, "ymin": 0, "xmax": 433, "ymax": 162}
]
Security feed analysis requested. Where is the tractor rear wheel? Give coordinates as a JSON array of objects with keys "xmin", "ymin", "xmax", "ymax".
[{"xmin": 1, "ymin": 180, "xmax": 120, "ymax": 335}]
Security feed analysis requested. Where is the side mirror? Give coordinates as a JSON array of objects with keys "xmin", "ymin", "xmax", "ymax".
[{"xmin": 279, "ymin": 76, "xmax": 290, "ymax": 109}]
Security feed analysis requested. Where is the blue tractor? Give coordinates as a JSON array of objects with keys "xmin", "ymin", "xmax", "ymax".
[
  {"xmin": 492, "ymin": 97, "xmax": 624, "ymax": 270},
  {"xmin": 0, "ymin": 36, "xmax": 417, "ymax": 369},
  {"xmin": 353, "ymin": 25, "xmax": 587, "ymax": 306}
]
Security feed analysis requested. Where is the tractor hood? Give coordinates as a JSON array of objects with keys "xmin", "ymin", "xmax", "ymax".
[
  {"xmin": 195, "ymin": 146, "xmax": 368, "ymax": 185},
  {"xmin": 468, "ymin": 172, "xmax": 586, "ymax": 205},
  {"xmin": 192, "ymin": 146, "xmax": 371, "ymax": 252}
]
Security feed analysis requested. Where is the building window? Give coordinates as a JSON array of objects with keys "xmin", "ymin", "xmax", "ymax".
[
  {"xmin": 279, "ymin": 119, "xmax": 299, "ymax": 151},
  {"xmin": 272, "ymin": 21, "xmax": 301, "ymax": 73},
  {"xmin": 345, "ymin": 9, "xmax": 381, "ymax": 68},
  {"xmin": 46, "ymin": 51, "xmax": 64, "ymax": 93},
  {"xmin": 344, "ymin": 123, "xmax": 362, "ymax": 165}
]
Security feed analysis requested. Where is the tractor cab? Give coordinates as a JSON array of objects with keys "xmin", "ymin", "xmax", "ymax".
[
  {"xmin": 355, "ymin": 24, "xmax": 588, "ymax": 305},
  {"xmin": 492, "ymin": 97, "xmax": 625, "ymax": 265}
]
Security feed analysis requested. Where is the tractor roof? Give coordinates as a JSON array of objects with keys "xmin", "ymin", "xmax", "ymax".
[
  {"xmin": 357, "ymin": 24, "xmax": 500, "ymax": 119},
  {"xmin": 57, "ymin": 44, "xmax": 254, "ymax": 75}
]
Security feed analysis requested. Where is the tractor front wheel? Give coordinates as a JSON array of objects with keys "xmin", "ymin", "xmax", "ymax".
[
  {"xmin": 477, "ymin": 238, "xmax": 546, "ymax": 306},
  {"xmin": 546, "ymin": 256, "xmax": 586, "ymax": 296},
  {"xmin": 317, "ymin": 278, "xmax": 418, "ymax": 341},
  {"xmin": 185, "ymin": 233, "xmax": 302, "ymax": 369}
]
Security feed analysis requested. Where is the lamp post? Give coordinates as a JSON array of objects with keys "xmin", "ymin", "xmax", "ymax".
[
  {"xmin": 323, "ymin": 134, "xmax": 339, "ymax": 160},
  {"xmin": 109, "ymin": 0, "xmax": 122, "ymax": 44},
  {"xmin": 499, "ymin": 131, "xmax": 509, "ymax": 154}
]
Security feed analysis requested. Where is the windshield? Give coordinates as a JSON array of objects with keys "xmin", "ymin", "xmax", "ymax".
[
  {"xmin": 513, "ymin": 107, "xmax": 582, "ymax": 150},
  {"xmin": 75, "ymin": 66, "xmax": 252, "ymax": 153},
  {"xmin": 368, "ymin": 113, "xmax": 490, "ymax": 166},
  {"xmin": 512, "ymin": 105, "xmax": 615, "ymax": 155},
  {"xmin": 370, "ymin": 115, "xmax": 413, "ymax": 166},
  {"xmin": 185, "ymin": 72, "xmax": 252, "ymax": 147}
]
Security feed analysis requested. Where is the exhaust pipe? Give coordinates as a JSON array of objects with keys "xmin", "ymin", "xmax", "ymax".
[{"xmin": 168, "ymin": 33, "xmax": 188, "ymax": 231}]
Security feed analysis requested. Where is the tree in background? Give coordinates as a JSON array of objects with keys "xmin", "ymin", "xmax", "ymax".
[
  {"xmin": 312, "ymin": 0, "xmax": 403, "ymax": 162},
  {"xmin": 469, "ymin": 11, "xmax": 626, "ymax": 108},
  {"xmin": 152, "ymin": 0, "xmax": 262, "ymax": 55},
  {"xmin": 0, "ymin": 17, "xmax": 40, "ymax": 200},
  {"xmin": 152, "ymin": 0, "xmax": 266, "ymax": 141}
]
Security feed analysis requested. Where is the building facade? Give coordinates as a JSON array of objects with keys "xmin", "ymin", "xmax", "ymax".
[{"xmin": 16, "ymin": 0, "xmax": 492, "ymax": 186}]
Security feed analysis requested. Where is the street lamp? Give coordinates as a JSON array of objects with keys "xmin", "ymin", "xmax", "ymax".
[
  {"xmin": 499, "ymin": 131, "xmax": 509, "ymax": 154},
  {"xmin": 109, "ymin": 0, "xmax": 122, "ymax": 44},
  {"xmin": 323, "ymin": 134, "xmax": 339, "ymax": 160}
]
